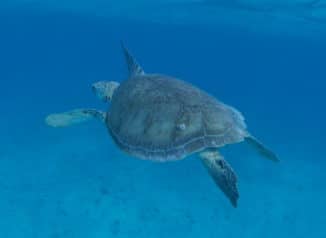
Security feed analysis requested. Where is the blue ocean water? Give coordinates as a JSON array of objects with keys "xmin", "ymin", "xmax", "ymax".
[{"xmin": 1, "ymin": 1, "xmax": 326, "ymax": 237}]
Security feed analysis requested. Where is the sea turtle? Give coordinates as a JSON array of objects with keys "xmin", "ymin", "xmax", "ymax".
[{"xmin": 46, "ymin": 44, "xmax": 279, "ymax": 207}]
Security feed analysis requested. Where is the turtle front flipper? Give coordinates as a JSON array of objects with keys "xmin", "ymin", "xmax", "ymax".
[
  {"xmin": 45, "ymin": 109, "xmax": 106, "ymax": 127},
  {"xmin": 199, "ymin": 149, "xmax": 239, "ymax": 208}
]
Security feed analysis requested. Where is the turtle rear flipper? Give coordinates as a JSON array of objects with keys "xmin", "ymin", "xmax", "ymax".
[
  {"xmin": 199, "ymin": 150, "xmax": 239, "ymax": 208},
  {"xmin": 245, "ymin": 136, "xmax": 279, "ymax": 162},
  {"xmin": 45, "ymin": 109, "xmax": 106, "ymax": 127}
]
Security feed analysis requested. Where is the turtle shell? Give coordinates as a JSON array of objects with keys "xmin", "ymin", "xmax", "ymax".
[{"xmin": 106, "ymin": 74, "xmax": 248, "ymax": 161}]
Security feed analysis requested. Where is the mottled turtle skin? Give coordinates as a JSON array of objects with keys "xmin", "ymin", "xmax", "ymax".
[{"xmin": 107, "ymin": 73, "xmax": 248, "ymax": 161}]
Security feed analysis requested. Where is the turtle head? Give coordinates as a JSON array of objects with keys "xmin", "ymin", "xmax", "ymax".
[{"xmin": 92, "ymin": 81, "xmax": 120, "ymax": 102}]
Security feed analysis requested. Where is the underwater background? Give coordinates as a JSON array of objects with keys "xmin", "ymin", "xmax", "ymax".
[{"xmin": 0, "ymin": 0, "xmax": 326, "ymax": 237}]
